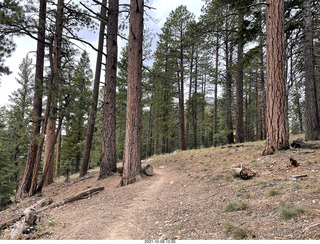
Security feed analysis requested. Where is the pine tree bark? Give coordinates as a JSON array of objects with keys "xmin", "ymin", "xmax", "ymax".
[
  {"xmin": 225, "ymin": 31, "xmax": 234, "ymax": 144},
  {"xmin": 213, "ymin": 34, "xmax": 219, "ymax": 147},
  {"xmin": 99, "ymin": 0, "xmax": 119, "ymax": 179},
  {"xmin": 193, "ymin": 57, "xmax": 198, "ymax": 149},
  {"xmin": 260, "ymin": 42, "xmax": 266, "ymax": 140},
  {"xmin": 80, "ymin": 0, "xmax": 107, "ymax": 178},
  {"xmin": 179, "ymin": 51, "xmax": 186, "ymax": 150},
  {"xmin": 263, "ymin": 0, "xmax": 289, "ymax": 155},
  {"xmin": 41, "ymin": 0, "xmax": 64, "ymax": 187},
  {"xmin": 29, "ymin": 0, "xmax": 64, "ymax": 195},
  {"xmin": 303, "ymin": 0, "xmax": 320, "ymax": 140},
  {"xmin": 18, "ymin": 0, "xmax": 47, "ymax": 198},
  {"xmin": 186, "ymin": 50, "xmax": 194, "ymax": 149},
  {"xmin": 236, "ymin": 13, "xmax": 244, "ymax": 143},
  {"xmin": 119, "ymin": 0, "xmax": 144, "ymax": 186},
  {"xmin": 54, "ymin": 129, "xmax": 61, "ymax": 178}
]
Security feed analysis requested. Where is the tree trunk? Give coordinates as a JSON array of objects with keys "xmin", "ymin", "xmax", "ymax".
[
  {"xmin": 186, "ymin": 49, "xmax": 194, "ymax": 149},
  {"xmin": 226, "ymin": 31, "xmax": 234, "ymax": 144},
  {"xmin": 29, "ymin": 0, "xmax": 64, "ymax": 195},
  {"xmin": 42, "ymin": 0, "xmax": 64, "ymax": 186},
  {"xmin": 303, "ymin": 0, "xmax": 320, "ymax": 140},
  {"xmin": 263, "ymin": 0, "xmax": 289, "ymax": 155},
  {"xmin": 18, "ymin": 0, "xmax": 46, "ymax": 198},
  {"xmin": 193, "ymin": 57, "xmax": 198, "ymax": 149},
  {"xmin": 54, "ymin": 128, "xmax": 61, "ymax": 178},
  {"xmin": 119, "ymin": 0, "xmax": 144, "ymax": 187},
  {"xmin": 259, "ymin": 15, "xmax": 266, "ymax": 141},
  {"xmin": 236, "ymin": 13, "xmax": 244, "ymax": 143},
  {"xmin": 179, "ymin": 54, "xmax": 186, "ymax": 150},
  {"xmin": 99, "ymin": 0, "xmax": 119, "ymax": 179},
  {"xmin": 36, "ymin": 116, "xmax": 64, "ymax": 193},
  {"xmin": 80, "ymin": 0, "xmax": 107, "ymax": 178},
  {"xmin": 213, "ymin": 34, "xmax": 219, "ymax": 147},
  {"xmin": 255, "ymin": 74, "xmax": 259, "ymax": 141}
]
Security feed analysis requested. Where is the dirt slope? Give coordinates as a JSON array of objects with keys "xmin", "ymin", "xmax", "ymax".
[{"xmin": 1, "ymin": 139, "xmax": 320, "ymax": 240}]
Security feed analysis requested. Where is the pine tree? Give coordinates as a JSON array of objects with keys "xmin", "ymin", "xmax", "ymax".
[
  {"xmin": 100, "ymin": 0, "xmax": 119, "ymax": 179},
  {"xmin": 119, "ymin": 0, "xmax": 144, "ymax": 186},
  {"xmin": 0, "ymin": 108, "xmax": 14, "ymax": 208},
  {"xmin": 7, "ymin": 55, "xmax": 34, "ymax": 191},
  {"xmin": 263, "ymin": 0, "xmax": 289, "ymax": 155},
  {"xmin": 60, "ymin": 51, "xmax": 93, "ymax": 176},
  {"xmin": 80, "ymin": 0, "xmax": 107, "ymax": 178}
]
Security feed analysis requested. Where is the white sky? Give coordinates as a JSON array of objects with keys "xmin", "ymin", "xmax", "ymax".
[{"xmin": 0, "ymin": 0, "xmax": 204, "ymax": 107}]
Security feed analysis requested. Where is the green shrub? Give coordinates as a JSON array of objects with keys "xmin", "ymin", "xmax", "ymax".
[
  {"xmin": 267, "ymin": 188, "xmax": 279, "ymax": 197},
  {"xmin": 280, "ymin": 201, "xmax": 305, "ymax": 220},
  {"xmin": 224, "ymin": 200, "xmax": 247, "ymax": 212},
  {"xmin": 223, "ymin": 221, "xmax": 235, "ymax": 232},
  {"xmin": 234, "ymin": 228, "xmax": 248, "ymax": 239}
]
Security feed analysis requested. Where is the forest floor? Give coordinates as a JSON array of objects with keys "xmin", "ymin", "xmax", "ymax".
[{"xmin": 1, "ymin": 135, "xmax": 320, "ymax": 240}]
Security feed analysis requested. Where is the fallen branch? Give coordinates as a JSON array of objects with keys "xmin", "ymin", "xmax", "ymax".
[
  {"xmin": 298, "ymin": 222, "xmax": 320, "ymax": 239},
  {"xmin": 288, "ymin": 174, "xmax": 307, "ymax": 180},
  {"xmin": 38, "ymin": 187, "xmax": 105, "ymax": 212},
  {"xmin": 291, "ymin": 139, "xmax": 320, "ymax": 149},
  {"xmin": 291, "ymin": 149, "xmax": 315, "ymax": 154}
]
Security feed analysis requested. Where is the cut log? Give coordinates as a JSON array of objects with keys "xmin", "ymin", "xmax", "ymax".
[
  {"xmin": 291, "ymin": 139, "xmax": 320, "ymax": 149},
  {"xmin": 117, "ymin": 164, "xmax": 153, "ymax": 176},
  {"xmin": 141, "ymin": 164, "xmax": 153, "ymax": 176},
  {"xmin": 9, "ymin": 221, "xmax": 28, "ymax": 240}
]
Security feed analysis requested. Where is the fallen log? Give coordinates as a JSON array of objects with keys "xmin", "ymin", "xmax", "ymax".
[
  {"xmin": 141, "ymin": 164, "xmax": 153, "ymax": 176},
  {"xmin": 117, "ymin": 164, "xmax": 153, "ymax": 176},
  {"xmin": 288, "ymin": 174, "xmax": 308, "ymax": 181},
  {"xmin": 291, "ymin": 139, "xmax": 320, "ymax": 149},
  {"xmin": 38, "ymin": 186, "xmax": 105, "ymax": 212},
  {"xmin": 231, "ymin": 164, "xmax": 256, "ymax": 180},
  {"xmin": 0, "ymin": 198, "xmax": 53, "ymax": 232}
]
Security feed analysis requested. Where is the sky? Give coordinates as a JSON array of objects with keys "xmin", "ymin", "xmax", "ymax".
[{"xmin": 0, "ymin": 0, "xmax": 204, "ymax": 107}]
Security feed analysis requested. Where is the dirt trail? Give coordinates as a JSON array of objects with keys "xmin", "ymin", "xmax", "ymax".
[
  {"xmin": 43, "ymin": 163, "xmax": 177, "ymax": 240},
  {"xmin": 104, "ymin": 169, "xmax": 167, "ymax": 239}
]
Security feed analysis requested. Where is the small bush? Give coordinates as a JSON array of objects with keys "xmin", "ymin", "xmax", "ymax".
[
  {"xmin": 234, "ymin": 228, "xmax": 248, "ymax": 239},
  {"xmin": 223, "ymin": 221, "xmax": 235, "ymax": 232},
  {"xmin": 224, "ymin": 200, "xmax": 247, "ymax": 212},
  {"xmin": 173, "ymin": 221, "xmax": 182, "ymax": 230},
  {"xmin": 267, "ymin": 188, "xmax": 279, "ymax": 197},
  {"xmin": 280, "ymin": 201, "xmax": 305, "ymax": 220}
]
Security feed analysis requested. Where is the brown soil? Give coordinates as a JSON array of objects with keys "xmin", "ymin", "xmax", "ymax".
[{"xmin": 1, "ymin": 138, "xmax": 320, "ymax": 240}]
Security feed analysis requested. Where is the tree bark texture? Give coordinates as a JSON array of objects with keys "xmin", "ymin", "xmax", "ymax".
[
  {"xmin": 42, "ymin": 0, "xmax": 64, "ymax": 186},
  {"xmin": 80, "ymin": 0, "xmax": 107, "ymax": 178},
  {"xmin": 225, "ymin": 31, "xmax": 234, "ymax": 144},
  {"xmin": 119, "ymin": 0, "xmax": 144, "ymax": 186},
  {"xmin": 99, "ymin": 0, "xmax": 119, "ymax": 179},
  {"xmin": 236, "ymin": 13, "xmax": 244, "ymax": 143},
  {"xmin": 18, "ymin": 0, "xmax": 47, "ymax": 198},
  {"xmin": 213, "ymin": 34, "xmax": 219, "ymax": 147},
  {"xmin": 303, "ymin": 0, "xmax": 320, "ymax": 140},
  {"xmin": 263, "ymin": 0, "xmax": 289, "ymax": 155},
  {"xmin": 100, "ymin": 0, "xmax": 119, "ymax": 179},
  {"xmin": 179, "ymin": 51, "xmax": 186, "ymax": 150},
  {"xmin": 260, "ymin": 37, "xmax": 266, "ymax": 140},
  {"xmin": 29, "ymin": 0, "xmax": 64, "ymax": 195}
]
